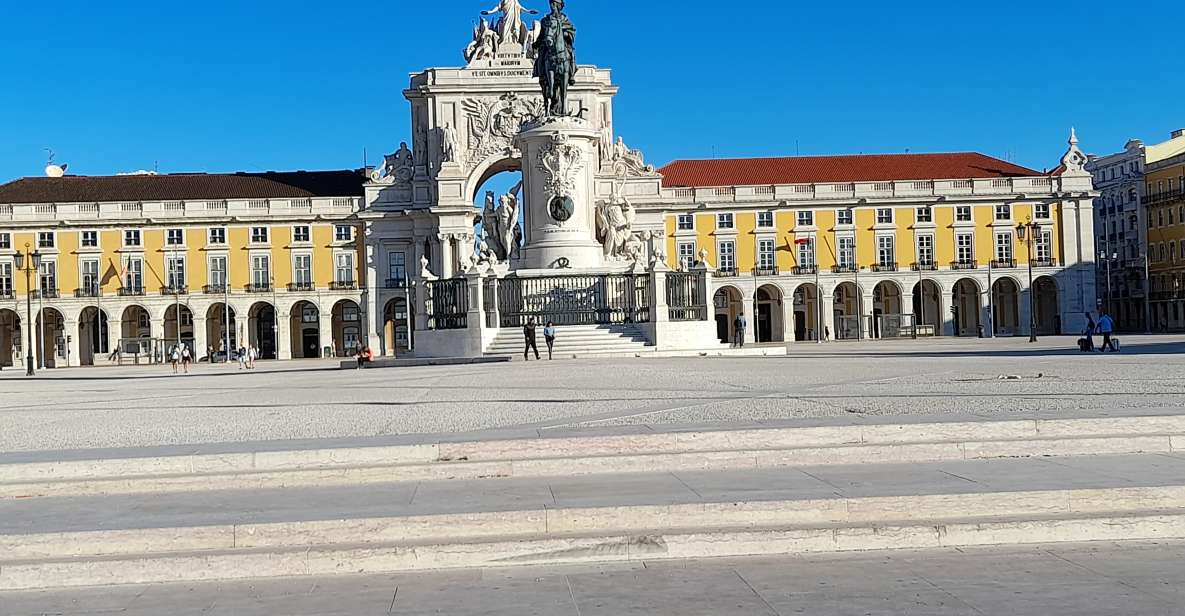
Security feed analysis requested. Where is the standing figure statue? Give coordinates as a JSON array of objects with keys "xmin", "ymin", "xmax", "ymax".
[
  {"xmin": 533, "ymin": 0, "xmax": 577, "ymax": 117},
  {"xmin": 597, "ymin": 181, "xmax": 638, "ymax": 261},
  {"xmin": 482, "ymin": 0, "xmax": 539, "ymax": 46}
]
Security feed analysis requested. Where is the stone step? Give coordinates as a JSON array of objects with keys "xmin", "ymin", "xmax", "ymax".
[
  {"xmin": 5, "ymin": 454, "xmax": 1185, "ymax": 589},
  {"xmin": 3, "ymin": 414, "xmax": 1183, "ymax": 499}
]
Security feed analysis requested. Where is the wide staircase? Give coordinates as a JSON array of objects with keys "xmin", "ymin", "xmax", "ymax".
[
  {"xmin": 4, "ymin": 410, "xmax": 1185, "ymax": 590},
  {"xmin": 483, "ymin": 323, "xmax": 654, "ymax": 357}
]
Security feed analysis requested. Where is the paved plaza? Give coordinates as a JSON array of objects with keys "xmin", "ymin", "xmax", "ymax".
[
  {"xmin": 2, "ymin": 336, "xmax": 1184, "ymax": 455},
  {"xmin": 5, "ymin": 541, "xmax": 1185, "ymax": 615}
]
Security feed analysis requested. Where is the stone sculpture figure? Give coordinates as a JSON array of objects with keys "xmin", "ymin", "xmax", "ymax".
[
  {"xmin": 532, "ymin": 0, "xmax": 577, "ymax": 116},
  {"xmin": 479, "ymin": 183, "xmax": 523, "ymax": 262},
  {"xmin": 464, "ymin": 18, "xmax": 499, "ymax": 63},
  {"xmin": 597, "ymin": 181, "xmax": 638, "ymax": 261},
  {"xmin": 371, "ymin": 142, "xmax": 415, "ymax": 185},
  {"xmin": 482, "ymin": 0, "xmax": 538, "ymax": 46},
  {"xmin": 609, "ymin": 136, "xmax": 656, "ymax": 175},
  {"xmin": 440, "ymin": 123, "xmax": 459, "ymax": 164}
]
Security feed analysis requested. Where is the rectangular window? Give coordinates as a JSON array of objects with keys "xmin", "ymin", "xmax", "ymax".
[
  {"xmin": 797, "ymin": 238, "xmax": 816, "ymax": 267},
  {"xmin": 166, "ymin": 228, "xmax": 184, "ymax": 246},
  {"xmin": 837, "ymin": 236, "xmax": 855, "ymax": 268},
  {"xmin": 37, "ymin": 232, "xmax": 55, "ymax": 249},
  {"xmin": 678, "ymin": 242, "xmax": 695, "ymax": 270},
  {"xmin": 956, "ymin": 233, "xmax": 975, "ymax": 263},
  {"xmin": 125, "ymin": 258, "xmax": 143, "ymax": 291},
  {"xmin": 717, "ymin": 241, "xmax": 736, "ymax": 273},
  {"xmin": 876, "ymin": 236, "xmax": 895, "ymax": 267},
  {"xmin": 293, "ymin": 226, "xmax": 311, "ymax": 243},
  {"xmin": 716, "ymin": 213, "xmax": 734, "ymax": 230},
  {"xmin": 757, "ymin": 239, "xmax": 776, "ymax": 270},
  {"xmin": 335, "ymin": 225, "xmax": 353, "ymax": 242},
  {"xmin": 208, "ymin": 227, "xmax": 227, "ymax": 245},
  {"xmin": 915, "ymin": 206, "xmax": 933, "ymax": 223},
  {"xmin": 294, "ymin": 254, "xmax": 313, "ymax": 286},
  {"xmin": 676, "ymin": 214, "xmax": 694, "ymax": 231},
  {"xmin": 124, "ymin": 230, "xmax": 142, "ymax": 247},
  {"xmin": 167, "ymin": 256, "xmax": 186, "ymax": 289},
  {"xmin": 80, "ymin": 231, "xmax": 99, "ymax": 248},
  {"xmin": 251, "ymin": 255, "xmax": 271, "ymax": 287},
  {"xmin": 335, "ymin": 253, "xmax": 354, "ymax": 284},
  {"xmin": 995, "ymin": 204, "xmax": 1012, "ymax": 221},
  {"xmin": 837, "ymin": 209, "xmax": 854, "ymax": 226},
  {"xmin": 81, "ymin": 259, "xmax": 99, "ymax": 295},
  {"xmin": 1036, "ymin": 231, "xmax": 1052, "ymax": 262},
  {"xmin": 757, "ymin": 211, "xmax": 775, "ymax": 228},
  {"xmin": 1034, "ymin": 203, "xmax": 1051, "ymax": 219},
  {"xmin": 1159, "ymin": 210, "xmax": 1165, "ymax": 227},
  {"xmin": 916, "ymin": 234, "xmax": 934, "ymax": 265},
  {"xmin": 208, "ymin": 256, "xmax": 227, "ymax": 289},
  {"xmin": 797, "ymin": 211, "xmax": 814, "ymax": 227},
  {"xmin": 0, "ymin": 262, "xmax": 12, "ymax": 295},
  {"xmin": 38, "ymin": 261, "xmax": 56, "ymax": 293},
  {"xmin": 388, "ymin": 251, "xmax": 406, "ymax": 283},
  {"xmin": 251, "ymin": 227, "xmax": 269, "ymax": 244},
  {"xmin": 995, "ymin": 233, "xmax": 1014, "ymax": 262},
  {"xmin": 876, "ymin": 208, "xmax": 893, "ymax": 224},
  {"xmin": 1173, "ymin": 242, "xmax": 1179, "ymax": 263},
  {"xmin": 956, "ymin": 206, "xmax": 972, "ymax": 222},
  {"xmin": 0, "ymin": 233, "xmax": 9, "ymax": 249}
]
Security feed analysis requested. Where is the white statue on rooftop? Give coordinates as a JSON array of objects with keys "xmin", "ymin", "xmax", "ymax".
[{"xmin": 482, "ymin": 0, "xmax": 538, "ymax": 46}]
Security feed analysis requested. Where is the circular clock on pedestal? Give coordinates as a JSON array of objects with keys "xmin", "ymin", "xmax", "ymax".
[{"xmin": 548, "ymin": 195, "xmax": 575, "ymax": 223}]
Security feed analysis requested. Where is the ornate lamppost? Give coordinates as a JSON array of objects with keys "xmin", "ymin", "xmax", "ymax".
[
  {"xmin": 14, "ymin": 244, "xmax": 42, "ymax": 376},
  {"xmin": 1016, "ymin": 219, "xmax": 1040, "ymax": 343}
]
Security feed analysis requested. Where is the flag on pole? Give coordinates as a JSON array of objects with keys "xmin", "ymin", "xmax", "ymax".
[{"xmin": 794, "ymin": 238, "xmax": 811, "ymax": 246}]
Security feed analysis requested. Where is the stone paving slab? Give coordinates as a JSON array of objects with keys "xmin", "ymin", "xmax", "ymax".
[{"xmin": 3, "ymin": 541, "xmax": 1183, "ymax": 615}]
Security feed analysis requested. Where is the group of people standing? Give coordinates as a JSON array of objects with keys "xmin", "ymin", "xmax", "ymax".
[
  {"xmin": 523, "ymin": 318, "xmax": 557, "ymax": 361},
  {"xmin": 1083, "ymin": 311, "xmax": 1119, "ymax": 353}
]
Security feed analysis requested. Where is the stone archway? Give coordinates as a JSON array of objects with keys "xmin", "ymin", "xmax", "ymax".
[
  {"xmin": 911, "ymin": 280, "xmax": 942, "ymax": 337},
  {"xmin": 833, "ymin": 282, "xmax": 862, "ymax": 340},
  {"xmin": 248, "ymin": 302, "xmax": 277, "ymax": 360},
  {"xmin": 36, "ymin": 307, "xmax": 66, "ymax": 368},
  {"xmin": 1034, "ymin": 276, "xmax": 1060, "ymax": 335},
  {"xmin": 1, "ymin": 309, "xmax": 21, "ymax": 367},
  {"xmin": 872, "ymin": 280, "xmax": 904, "ymax": 338},
  {"xmin": 163, "ymin": 304, "xmax": 195, "ymax": 353},
  {"xmin": 755, "ymin": 284, "xmax": 784, "ymax": 343},
  {"xmin": 792, "ymin": 283, "xmax": 821, "ymax": 341},
  {"xmin": 384, "ymin": 297, "xmax": 411, "ymax": 356},
  {"xmin": 290, "ymin": 301, "xmax": 321, "ymax": 359},
  {"xmin": 332, "ymin": 299, "xmax": 362, "ymax": 357},
  {"xmin": 206, "ymin": 303, "xmax": 238, "ymax": 360},
  {"xmin": 992, "ymin": 278, "xmax": 1021, "ymax": 336},
  {"xmin": 952, "ymin": 278, "xmax": 981, "ymax": 337},
  {"xmin": 713, "ymin": 286, "xmax": 744, "ymax": 344},
  {"xmin": 78, "ymin": 307, "xmax": 110, "ymax": 366}
]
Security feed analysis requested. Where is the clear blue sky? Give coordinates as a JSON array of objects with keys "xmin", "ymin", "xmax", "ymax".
[{"xmin": 1, "ymin": 0, "xmax": 1182, "ymax": 181}]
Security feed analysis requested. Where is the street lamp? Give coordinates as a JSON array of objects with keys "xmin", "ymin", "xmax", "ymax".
[
  {"xmin": 1016, "ymin": 219, "xmax": 1039, "ymax": 343},
  {"xmin": 1098, "ymin": 251, "xmax": 1117, "ymax": 323},
  {"xmin": 14, "ymin": 244, "xmax": 42, "ymax": 376}
]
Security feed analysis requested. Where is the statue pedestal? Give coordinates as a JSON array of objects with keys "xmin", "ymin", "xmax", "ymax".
[{"xmin": 515, "ymin": 117, "xmax": 604, "ymax": 271}]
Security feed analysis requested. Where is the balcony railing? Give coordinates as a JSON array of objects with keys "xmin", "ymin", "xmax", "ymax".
[
  {"xmin": 715, "ymin": 267, "xmax": 739, "ymax": 278},
  {"xmin": 1032, "ymin": 258, "xmax": 1059, "ymax": 268},
  {"xmin": 203, "ymin": 284, "xmax": 228, "ymax": 295},
  {"xmin": 871, "ymin": 263, "xmax": 898, "ymax": 273},
  {"xmin": 32, "ymin": 289, "xmax": 60, "ymax": 300},
  {"xmin": 287, "ymin": 282, "xmax": 315, "ymax": 292},
  {"xmin": 831, "ymin": 265, "xmax": 857, "ymax": 274},
  {"xmin": 160, "ymin": 285, "xmax": 189, "ymax": 296},
  {"xmin": 384, "ymin": 278, "xmax": 409, "ymax": 289},
  {"xmin": 792, "ymin": 265, "xmax": 818, "ymax": 275},
  {"xmin": 991, "ymin": 259, "xmax": 1017, "ymax": 269},
  {"xmin": 950, "ymin": 261, "xmax": 979, "ymax": 270},
  {"xmin": 1145, "ymin": 189, "xmax": 1185, "ymax": 206},
  {"xmin": 911, "ymin": 262, "xmax": 938, "ymax": 271},
  {"xmin": 246, "ymin": 283, "xmax": 273, "ymax": 293},
  {"xmin": 75, "ymin": 287, "xmax": 103, "ymax": 298},
  {"xmin": 118, "ymin": 287, "xmax": 145, "ymax": 297},
  {"xmin": 330, "ymin": 281, "xmax": 358, "ymax": 291},
  {"xmin": 0, "ymin": 290, "xmax": 14, "ymax": 300},
  {"xmin": 752, "ymin": 266, "xmax": 780, "ymax": 276}
]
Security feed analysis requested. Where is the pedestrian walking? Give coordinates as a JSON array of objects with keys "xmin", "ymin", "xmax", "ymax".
[
  {"xmin": 238, "ymin": 346, "xmax": 248, "ymax": 370},
  {"xmin": 1098, "ymin": 311, "xmax": 1116, "ymax": 353},
  {"xmin": 733, "ymin": 312, "xmax": 747, "ymax": 348},
  {"xmin": 523, "ymin": 318, "xmax": 541, "ymax": 361},
  {"xmin": 248, "ymin": 345, "xmax": 259, "ymax": 369},
  {"xmin": 1083, "ymin": 312, "xmax": 1096, "ymax": 352},
  {"xmin": 543, "ymin": 321, "xmax": 557, "ymax": 360},
  {"xmin": 170, "ymin": 345, "xmax": 180, "ymax": 374},
  {"xmin": 180, "ymin": 344, "xmax": 192, "ymax": 374}
]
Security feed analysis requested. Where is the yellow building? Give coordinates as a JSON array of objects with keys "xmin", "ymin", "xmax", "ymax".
[
  {"xmin": 0, "ymin": 170, "xmax": 368, "ymax": 367},
  {"xmin": 640, "ymin": 141, "xmax": 1097, "ymax": 343},
  {"xmin": 1145, "ymin": 150, "xmax": 1185, "ymax": 329}
]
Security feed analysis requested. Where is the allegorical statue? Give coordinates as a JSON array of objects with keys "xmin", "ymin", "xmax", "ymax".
[
  {"xmin": 479, "ymin": 182, "xmax": 524, "ymax": 262},
  {"xmin": 532, "ymin": 0, "xmax": 576, "ymax": 116},
  {"xmin": 482, "ymin": 0, "xmax": 538, "ymax": 46}
]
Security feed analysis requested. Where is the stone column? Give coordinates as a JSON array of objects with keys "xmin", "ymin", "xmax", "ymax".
[
  {"xmin": 862, "ymin": 293, "xmax": 876, "ymax": 339},
  {"xmin": 192, "ymin": 317, "xmax": 208, "ymax": 362},
  {"xmin": 318, "ymin": 309, "xmax": 334, "ymax": 358},
  {"xmin": 64, "ymin": 319, "xmax": 78, "ymax": 367},
  {"xmin": 781, "ymin": 295, "xmax": 796, "ymax": 344},
  {"xmin": 275, "ymin": 312, "xmax": 292, "ymax": 360},
  {"xmin": 651, "ymin": 270, "xmax": 669, "ymax": 325},
  {"xmin": 820, "ymin": 284, "xmax": 836, "ymax": 342},
  {"xmin": 438, "ymin": 233, "xmax": 455, "ymax": 279}
]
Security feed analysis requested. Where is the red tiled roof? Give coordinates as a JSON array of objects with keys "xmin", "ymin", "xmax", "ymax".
[
  {"xmin": 658, "ymin": 153, "xmax": 1042, "ymax": 188},
  {"xmin": 0, "ymin": 170, "xmax": 367, "ymax": 204}
]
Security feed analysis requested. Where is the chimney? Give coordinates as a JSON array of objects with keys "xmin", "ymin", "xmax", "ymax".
[{"xmin": 1172, "ymin": 129, "xmax": 1185, "ymax": 139}]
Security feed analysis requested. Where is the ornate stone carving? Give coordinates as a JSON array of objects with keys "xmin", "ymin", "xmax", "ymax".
[
  {"xmin": 478, "ymin": 182, "xmax": 523, "ymax": 262},
  {"xmin": 462, "ymin": 93, "xmax": 546, "ymax": 167},
  {"xmin": 596, "ymin": 180, "xmax": 641, "ymax": 262},
  {"xmin": 536, "ymin": 133, "xmax": 585, "ymax": 225},
  {"xmin": 607, "ymin": 137, "xmax": 657, "ymax": 176},
  {"xmin": 1062, "ymin": 128, "xmax": 1088, "ymax": 175},
  {"xmin": 464, "ymin": 18, "xmax": 499, "ymax": 63},
  {"xmin": 371, "ymin": 142, "xmax": 414, "ymax": 185}
]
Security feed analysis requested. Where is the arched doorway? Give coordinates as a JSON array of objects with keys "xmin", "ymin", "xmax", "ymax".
[
  {"xmin": 792, "ymin": 283, "xmax": 820, "ymax": 341},
  {"xmin": 755, "ymin": 284, "xmax": 784, "ymax": 343},
  {"xmin": 952, "ymin": 279, "xmax": 981, "ymax": 337},
  {"xmin": 78, "ymin": 307, "xmax": 110, "ymax": 366},
  {"xmin": 163, "ymin": 304, "xmax": 195, "ymax": 354},
  {"xmin": 872, "ymin": 281, "xmax": 903, "ymax": 338},
  {"xmin": 290, "ymin": 301, "xmax": 321, "ymax": 359},
  {"xmin": 833, "ymin": 282, "xmax": 862, "ymax": 340},
  {"xmin": 712, "ymin": 286, "xmax": 744, "ymax": 344},
  {"xmin": 992, "ymin": 278, "xmax": 1021, "ymax": 336},
  {"xmin": 206, "ymin": 303, "xmax": 238, "ymax": 360},
  {"xmin": 36, "ymin": 307, "xmax": 66, "ymax": 368},
  {"xmin": 332, "ymin": 300, "xmax": 362, "ymax": 357},
  {"xmin": 1, "ymin": 309, "xmax": 21, "ymax": 367},
  {"xmin": 248, "ymin": 302, "xmax": 277, "ymax": 360},
  {"xmin": 1034, "ymin": 276, "xmax": 1060, "ymax": 335},
  {"xmin": 383, "ymin": 297, "xmax": 411, "ymax": 355},
  {"xmin": 911, "ymin": 280, "xmax": 941, "ymax": 337}
]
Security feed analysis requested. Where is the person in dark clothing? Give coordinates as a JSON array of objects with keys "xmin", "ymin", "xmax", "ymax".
[
  {"xmin": 1083, "ymin": 312, "xmax": 1096, "ymax": 351},
  {"xmin": 523, "ymin": 318, "xmax": 541, "ymax": 360},
  {"xmin": 543, "ymin": 321, "xmax": 557, "ymax": 360}
]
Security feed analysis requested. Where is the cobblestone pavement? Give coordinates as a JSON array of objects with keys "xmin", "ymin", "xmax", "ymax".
[
  {"xmin": 2, "ymin": 336, "xmax": 1183, "ymax": 453},
  {"xmin": 4, "ymin": 541, "xmax": 1185, "ymax": 615}
]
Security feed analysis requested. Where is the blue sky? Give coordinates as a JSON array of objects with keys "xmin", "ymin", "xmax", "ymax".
[{"xmin": 1, "ymin": 0, "xmax": 1182, "ymax": 181}]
